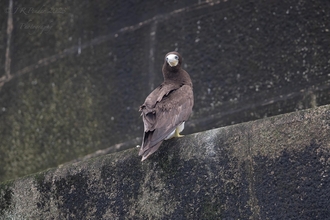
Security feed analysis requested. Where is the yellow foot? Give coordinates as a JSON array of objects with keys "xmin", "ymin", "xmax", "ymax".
[{"xmin": 174, "ymin": 128, "xmax": 184, "ymax": 138}]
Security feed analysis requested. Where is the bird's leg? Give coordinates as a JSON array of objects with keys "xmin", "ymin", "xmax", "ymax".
[{"xmin": 174, "ymin": 127, "xmax": 184, "ymax": 138}]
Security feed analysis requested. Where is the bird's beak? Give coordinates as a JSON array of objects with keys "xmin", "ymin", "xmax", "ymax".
[{"xmin": 166, "ymin": 54, "xmax": 179, "ymax": 67}]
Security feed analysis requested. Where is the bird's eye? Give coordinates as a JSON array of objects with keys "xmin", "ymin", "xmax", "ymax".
[
  {"xmin": 175, "ymin": 56, "xmax": 178, "ymax": 60},
  {"xmin": 166, "ymin": 57, "xmax": 169, "ymax": 61}
]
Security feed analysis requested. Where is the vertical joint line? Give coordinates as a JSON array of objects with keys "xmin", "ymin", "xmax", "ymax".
[
  {"xmin": 5, "ymin": 0, "xmax": 14, "ymax": 80},
  {"xmin": 148, "ymin": 21, "xmax": 157, "ymax": 91}
]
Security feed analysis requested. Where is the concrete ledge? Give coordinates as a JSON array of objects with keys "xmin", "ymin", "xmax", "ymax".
[{"xmin": 1, "ymin": 105, "xmax": 330, "ymax": 219}]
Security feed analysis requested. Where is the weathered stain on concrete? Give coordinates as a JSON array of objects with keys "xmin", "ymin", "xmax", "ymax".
[{"xmin": 0, "ymin": 104, "xmax": 329, "ymax": 219}]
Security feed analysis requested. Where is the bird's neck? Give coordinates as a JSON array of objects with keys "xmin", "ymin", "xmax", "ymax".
[{"xmin": 163, "ymin": 70, "xmax": 192, "ymax": 86}]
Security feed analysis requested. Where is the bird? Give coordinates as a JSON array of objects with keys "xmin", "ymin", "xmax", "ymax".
[{"xmin": 138, "ymin": 51, "xmax": 194, "ymax": 161}]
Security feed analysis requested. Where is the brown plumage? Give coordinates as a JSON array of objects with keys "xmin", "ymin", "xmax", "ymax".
[{"xmin": 139, "ymin": 51, "xmax": 194, "ymax": 161}]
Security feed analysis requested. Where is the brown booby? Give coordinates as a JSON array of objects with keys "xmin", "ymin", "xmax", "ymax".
[{"xmin": 139, "ymin": 51, "xmax": 194, "ymax": 161}]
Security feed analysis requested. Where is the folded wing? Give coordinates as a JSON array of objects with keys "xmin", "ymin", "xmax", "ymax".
[{"xmin": 139, "ymin": 84, "xmax": 193, "ymax": 159}]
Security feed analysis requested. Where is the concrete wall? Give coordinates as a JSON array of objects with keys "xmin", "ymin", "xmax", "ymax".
[
  {"xmin": 0, "ymin": 0, "xmax": 329, "ymax": 181},
  {"xmin": 0, "ymin": 104, "xmax": 329, "ymax": 219}
]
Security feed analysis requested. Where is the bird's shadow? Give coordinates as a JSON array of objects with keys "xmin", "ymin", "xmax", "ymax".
[
  {"xmin": 142, "ymin": 138, "xmax": 184, "ymax": 171},
  {"xmin": 157, "ymin": 138, "xmax": 179, "ymax": 156}
]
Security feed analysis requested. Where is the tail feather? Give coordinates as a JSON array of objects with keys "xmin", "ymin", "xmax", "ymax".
[{"xmin": 139, "ymin": 141, "xmax": 163, "ymax": 161}]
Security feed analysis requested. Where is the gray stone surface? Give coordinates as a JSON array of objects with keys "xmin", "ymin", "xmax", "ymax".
[
  {"xmin": 1, "ymin": 105, "xmax": 329, "ymax": 219},
  {"xmin": 0, "ymin": 0, "xmax": 329, "ymax": 181}
]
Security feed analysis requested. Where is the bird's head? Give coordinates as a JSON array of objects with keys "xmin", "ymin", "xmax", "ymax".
[
  {"xmin": 162, "ymin": 51, "xmax": 190, "ymax": 83},
  {"xmin": 165, "ymin": 52, "xmax": 182, "ymax": 68}
]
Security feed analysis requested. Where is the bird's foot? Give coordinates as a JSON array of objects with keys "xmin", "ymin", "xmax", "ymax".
[{"xmin": 174, "ymin": 128, "xmax": 184, "ymax": 138}]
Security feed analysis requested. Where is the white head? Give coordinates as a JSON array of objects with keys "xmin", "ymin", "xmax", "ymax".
[{"xmin": 166, "ymin": 53, "xmax": 179, "ymax": 67}]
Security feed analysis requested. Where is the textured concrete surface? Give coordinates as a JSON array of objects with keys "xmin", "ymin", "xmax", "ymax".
[
  {"xmin": 1, "ymin": 104, "xmax": 329, "ymax": 219},
  {"xmin": 0, "ymin": 0, "xmax": 330, "ymax": 182}
]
